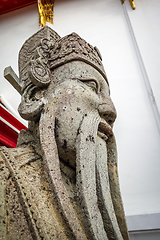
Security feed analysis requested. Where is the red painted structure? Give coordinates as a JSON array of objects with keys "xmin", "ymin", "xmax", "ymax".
[
  {"xmin": 0, "ymin": 0, "xmax": 36, "ymax": 15},
  {"xmin": 0, "ymin": 103, "xmax": 27, "ymax": 148},
  {"xmin": 0, "ymin": 0, "xmax": 31, "ymax": 147}
]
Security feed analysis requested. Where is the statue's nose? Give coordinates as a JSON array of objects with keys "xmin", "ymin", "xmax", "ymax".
[{"xmin": 98, "ymin": 98, "xmax": 117, "ymax": 125}]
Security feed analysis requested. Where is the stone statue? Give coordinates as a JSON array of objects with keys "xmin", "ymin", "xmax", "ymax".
[{"xmin": 0, "ymin": 26, "xmax": 129, "ymax": 240}]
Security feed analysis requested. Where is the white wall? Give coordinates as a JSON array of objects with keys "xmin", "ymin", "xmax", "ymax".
[
  {"xmin": 0, "ymin": 0, "xmax": 160, "ymax": 225},
  {"xmin": 126, "ymin": 0, "xmax": 160, "ymax": 111}
]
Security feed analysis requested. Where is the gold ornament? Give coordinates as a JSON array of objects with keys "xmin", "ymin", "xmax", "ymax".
[
  {"xmin": 121, "ymin": 0, "xmax": 136, "ymax": 10},
  {"xmin": 38, "ymin": 0, "xmax": 54, "ymax": 27}
]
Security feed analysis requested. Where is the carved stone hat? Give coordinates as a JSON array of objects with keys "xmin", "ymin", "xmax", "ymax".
[{"xmin": 19, "ymin": 26, "xmax": 108, "ymax": 93}]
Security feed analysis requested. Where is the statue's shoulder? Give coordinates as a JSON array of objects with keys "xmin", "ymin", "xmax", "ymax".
[{"xmin": 0, "ymin": 145, "xmax": 35, "ymax": 172}]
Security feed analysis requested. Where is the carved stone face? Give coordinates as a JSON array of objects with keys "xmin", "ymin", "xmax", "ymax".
[{"xmin": 45, "ymin": 61, "xmax": 116, "ymax": 168}]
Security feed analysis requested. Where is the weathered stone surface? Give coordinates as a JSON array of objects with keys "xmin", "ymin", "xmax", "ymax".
[{"xmin": 0, "ymin": 26, "xmax": 129, "ymax": 240}]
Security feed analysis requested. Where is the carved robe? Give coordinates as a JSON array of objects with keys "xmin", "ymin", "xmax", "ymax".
[{"xmin": 0, "ymin": 130, "xmax": 81, "ymax": 240}]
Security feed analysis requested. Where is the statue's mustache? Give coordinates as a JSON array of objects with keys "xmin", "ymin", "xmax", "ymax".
[{"xmin": 98, "ymin": 121, "xmax": 113, "ymax": 139}]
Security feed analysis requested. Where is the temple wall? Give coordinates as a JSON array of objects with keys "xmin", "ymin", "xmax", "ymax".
[{"xmin": 0, "ymin": 0, "xmax": 160, "ymax": 238}]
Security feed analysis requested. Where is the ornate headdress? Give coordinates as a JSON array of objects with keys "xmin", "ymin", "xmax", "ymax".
[{"xmin": 19, "ymin": 26, "xmax": 108, "ymax": 93}]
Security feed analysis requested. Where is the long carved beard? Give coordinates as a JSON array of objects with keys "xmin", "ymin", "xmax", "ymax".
[
  {"xmin": 76, "ymin": 111, "xmax": 123, "ymax": 240},
  {"xmin": 39, "ymin": 102, "xmax": 128, "ymax": 240}
]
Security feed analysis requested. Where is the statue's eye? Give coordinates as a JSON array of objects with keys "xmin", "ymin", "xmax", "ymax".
[{"xmin": 82, "ymin": 80, "xmax": 98, "ymax": 93}]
